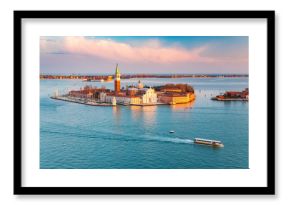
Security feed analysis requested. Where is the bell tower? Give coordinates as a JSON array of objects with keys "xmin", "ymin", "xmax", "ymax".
[{"xmin": 114, "ymin": 64, "xmax": 121, "ymax": 93}]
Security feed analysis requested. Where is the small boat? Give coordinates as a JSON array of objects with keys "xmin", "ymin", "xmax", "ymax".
[
  {"xmin": 169, "ymin": 130, "xmax": 175, "ymax": 133},
  {"xmin": 194, "ymin": 138, "xmax": 224, "ymax": 147}
]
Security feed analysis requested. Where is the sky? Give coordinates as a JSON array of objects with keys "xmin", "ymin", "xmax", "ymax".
[{"xmin": 40, "ymin": 36, "xmax": 248, "ymax": 74}]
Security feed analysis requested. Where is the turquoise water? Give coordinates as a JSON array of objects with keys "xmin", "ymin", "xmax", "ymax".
[{"xmin": 40, "ymin": 77, "xmax": 248, "ymax": 169}]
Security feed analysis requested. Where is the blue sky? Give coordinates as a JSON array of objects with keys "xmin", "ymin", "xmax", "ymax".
[{"xmin": 40, "ymin": 36, "xmax": 248, "ymax": 74}]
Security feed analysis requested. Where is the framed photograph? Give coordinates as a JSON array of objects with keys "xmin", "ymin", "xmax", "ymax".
[{"xmin": 14, "ymin": 10, "xmax": 275, "ymax": 195}]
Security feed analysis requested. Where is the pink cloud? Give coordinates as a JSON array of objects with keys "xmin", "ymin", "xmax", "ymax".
[
  {"xmin": 60, "ymin": 37, "xmax": 211, "ymax": 64},
  {"xmin": 41, "ymin": 37, "xmax": 248, "ymax": 67}
]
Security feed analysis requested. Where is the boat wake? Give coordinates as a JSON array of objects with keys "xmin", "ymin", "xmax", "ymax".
[
  {"xmin": 143, "ymin": 135, "xmax": 193, "ymax": 145},
  {"xmin": 41, "ymin": 128, "xmax": 194, "ymax": 145}
]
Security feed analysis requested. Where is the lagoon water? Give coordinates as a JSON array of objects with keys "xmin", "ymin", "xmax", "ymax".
[{"xmin": 40, "ymin": 77, "xmax": 248, "ymax": 169}]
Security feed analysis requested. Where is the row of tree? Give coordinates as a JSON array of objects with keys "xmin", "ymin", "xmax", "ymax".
[{"xmin": 153, "ymin": 84, "xmax": 195, "ymax": 93}]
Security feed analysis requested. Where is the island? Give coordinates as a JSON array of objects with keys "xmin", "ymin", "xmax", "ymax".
[
  {"xmin": 211, "ymin": 88, "xmax": 249, "ymax": 101},
  {"xmin": 51, "ymin": 64, "xmax": 196, "ymax": 106}
]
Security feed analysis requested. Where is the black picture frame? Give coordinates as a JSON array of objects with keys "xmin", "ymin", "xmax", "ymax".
[{"xmin": 14, "ymin": 10, "xmax": 275, "ymax": 195}]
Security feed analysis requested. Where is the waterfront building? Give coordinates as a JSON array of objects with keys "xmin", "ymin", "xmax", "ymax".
[
  {"xmin": 69, "ymin": 89, "xmax": 94, "ymax": 99},
  {"xmin": 68, "ymin": 85, "xmax": 105, "ymax": 99},
  {"xmin": 158, "ymin": 92, "xmax": 195, "ymax": 105},
  {"xmin": 141, "ymin": 88, "xmax": 157, "ymax": 104},
  {"xmin": 100, "ymin": 92, "xmax": 141, "ymax": 105},
  {"xmin": 114, "ymin": 64, "xmax": 121, "ymax": 93},
  {"xmin": 99, "ymin": 87, "xmax": 157, "ymax": 105},
  {"xmin": 224, "ymin": 88, "xmax": 249, "ymax": 99},
  {"xmin": 213, "ymin": 88, "xmax": 249, "ymax": 101}
]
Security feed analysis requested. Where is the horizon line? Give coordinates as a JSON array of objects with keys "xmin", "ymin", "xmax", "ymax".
[{"xmin": 40, "ymin": 73, "xmax": 249, "ymax": 76}]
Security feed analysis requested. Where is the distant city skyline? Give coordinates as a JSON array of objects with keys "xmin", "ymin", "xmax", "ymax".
[{"xmin": 40, "ymin": 36, "xmax": 248, "ymax": 74}]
